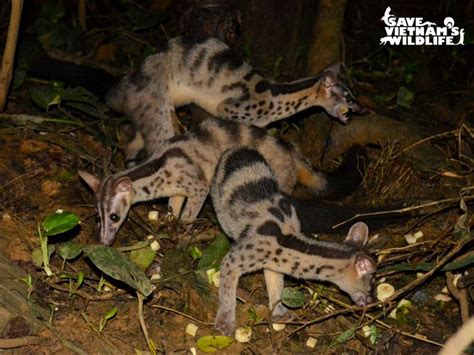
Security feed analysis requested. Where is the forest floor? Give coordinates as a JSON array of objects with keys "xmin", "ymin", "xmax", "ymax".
[{"xmin": 0, "ymin": 2, "xmax": 473, "ymax": 354}]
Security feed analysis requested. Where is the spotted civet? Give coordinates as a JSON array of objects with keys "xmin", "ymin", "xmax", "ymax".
[
  {"xmin": 79, "ymin": 117, "xmax": 360, "ymax": 246},
  {"xmin": 106, "ymin": 36, "xmax": 366, "ymax": 165},
  {"xmin": 210, "ymin": 147, "xmax": 376, "ymax": 336}
]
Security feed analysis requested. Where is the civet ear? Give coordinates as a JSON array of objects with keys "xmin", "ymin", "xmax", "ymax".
[
  {"xmin": 79, "ymin": 170, "xmax": 101, "ymax": 193},
  {"xmin": 345, "ymin": 222, "xmax": 369, "ymax": 246}
]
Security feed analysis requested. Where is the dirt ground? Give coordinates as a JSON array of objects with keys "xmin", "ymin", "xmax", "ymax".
[{"xmin": 0, "ymin": 1, "xmax": 473, "ymax": 354}]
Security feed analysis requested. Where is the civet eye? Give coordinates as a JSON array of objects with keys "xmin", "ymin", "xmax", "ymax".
[{"xmin": 109, "ymin": 213, "xmax": 119, "ymax": 222}]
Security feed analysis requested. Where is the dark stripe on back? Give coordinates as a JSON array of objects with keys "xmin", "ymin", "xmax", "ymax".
[
  {"xmin": 208, "ymin": 48, "xmax": 244, "ymax": 74},
  {"xmin": 268, "ymin": 207, "xmax": 284, "ymax": 222},
  {"xmin": 214, "ymin": 119, "xmax": 242, "ymax": 142},
  {"xmin": 249, "ymin": 126, "xmax": 268, "ymax": 142},
  {"xmin": 167, "ymin": 134, "xmax": 190, "ymax": 144},
  {"xmin": 256, "ymin": 221, "xmax": 359, "ymax": 259},
  {"xmin": 220, "ymin": 148, "xmax": 267, "ymax": 186},
  {"xmin": 278, "ymin": 198, "xmax": 292, "ymax": 217},
  {"xmin": 228, "ymin": 177, "xmax": 279, "ymax": 205},
  {"xmin": 192, "ymin": 48, "xmax": 207, "ymax": 69},
  {"xmin": 255, "ymin": 75, "xmax": 322, "ymax": 97},
  {"xmin": 244, "ymin": 69, "xmax": 259, "ymax": 81},
  {"xmin": 127, "ymin": 147, "xmax": 193, "ymax": 181},
  {"xmin": 193, "ymin": 123, "xmax": 214, "ymax": 145}
]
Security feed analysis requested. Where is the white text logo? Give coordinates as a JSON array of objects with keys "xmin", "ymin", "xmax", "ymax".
[{"xmin": 380, "ymin": 7, "xmax": 464, "ymax": 46}]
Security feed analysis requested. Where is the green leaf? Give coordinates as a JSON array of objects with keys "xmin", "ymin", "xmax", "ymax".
[
  {"xmin": 396, "ymin": 86, "xmax": 414, "ymax": 109},
  {"xmin": 196, "ymin": 335, "xmax": 234, "ymax": 352},
  {"xmin": 247, "ymin": 307, "xmax": 260, "ymax": 322},
  {"xmin": 43, "ymin": 211, "xmax": 80, "ymax": 237},
  {"xmin": 197, "ymin": 234, "xmax": 230, "ymax": 271},
  {"xmin": 281, "ymin": 287, "xmax": 306, "ymax": 308},
  {"xmin": 189, "ymin": 246, "xmax": 202, "ymax": 260},
  {"xmin": 104, "ymin": 306, "xmax": 118, "ymax": 321},
  {"xmin": 368, "ymin": 325, "xmax": 379, "ymax": 344},
  {"xmin": 129, "ymin": 244, "xmax": 157, "ymax": 271},
  {"xmin": 32, "ymin": 245, "xmax": 55, "ymax": 268},
  {"xmin": 64, "ymin": 101, "xmax": 107, "ymax": 119},
  {"xmin": 333, "ymin": 326, "xmax": 356, "ymax": 346},
  {"xmin": 57, "ymin": 241, "xmax": 82, "ymax": 260},
  {"xmin": 29, "ymin": 86, "xmax": 61, "ymax": 110},
  {"xmin": 381, "ymin": 251, "xmax": 474, "ymax": 273},
  {"xmin": 76, "ymin": 271, "xmax": 84, "ymax": 288},
  {"xmin": 83, "ymin": 245, "xmax": 154, "ymax": 297}
]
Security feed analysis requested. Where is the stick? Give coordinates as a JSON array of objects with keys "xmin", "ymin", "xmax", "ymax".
[
  {"xmin": 0, "ymin": 0, "xmax": 24, "ymax": 112},
  {"xmin": 332, "ymin": 195, "xmax": 474, "ymax": 229}
]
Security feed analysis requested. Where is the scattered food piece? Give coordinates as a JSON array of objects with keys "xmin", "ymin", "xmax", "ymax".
[
  {"xmin": 55, "ymin": 209, "xmax": 64, "ymax": 214},
  {"xmin": 452, "ymin": 273, "xmax": 461, "ymax": 287},
  {"xmin": 186, "ymin": 323, "xmax": 198, "ymax": 337},
  {"xmin": 362, "ymin": 325, "xmax": 371, "ymax": 338},
  {"xmin": 272, "ymin": 323, "xmax": 286, "ymax": 331},
  {"xmin": 235, "ymin": 327, "xmax": 252, "ymax": 343},
  {"xmin": 416, "ymin": 273, "xmax": 424, "ymax": 278},
  {"xmin": 148, "ymin": 210, "xmax": 159, "ymax": 221},
  {"xmin": 212, "ymin": 271, "xmax": 220, "ymax": 288},
  {"xmin": 376, "ymin": 283, "xmax": 395, "ymax": 301},
  {"xmin": 190, "ymin": 347, "xmax": 197, "ymax": 355},
  {"xmin": 434, "ymin": 294, "xmax": 452, "ymax": 302},
  {"xmin": 324, "ymin": 304, "xmax": 335, "ymax": 313},
  {"xmin": 306, "ymin": 336, "xmax": 317, "ymax": 348},
  {"xmin": 147, "ymin": 237, "xmax": 160, "ymax": 252},
  {"xmin": 206, "ymin": 268, "xmax": 218, "ymax": 286},
  {"xmin": 404, "ymin": 232, "xmax": 423, "ymax": 245},
  {"xmin": 150, "ymin": 273, "xmax": 161, "ymax": 282},
  {"xmin": 414, "ymin": 231, "xmax": 423, "ymax": 239}
]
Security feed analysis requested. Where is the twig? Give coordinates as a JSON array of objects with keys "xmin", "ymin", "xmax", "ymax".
[
  {"xmin": 332, "ymin": 195, "xmax": 474, "ymax": 229},
  {"xmin": 152, "ymin": 305, "xmax": 214, "ymax": 325},
  {"xmin": 446, "ymin": 272, "xmax": 470, "ymax": 323},
  {"xmin": 399, "ymin": 130, "xmax": 456, "ymax": 154},
  {"xmin": 0, "ymin": 0, "xmax": 23, "ymax": 111},
  {"xmin": 137, "ymin": 291, "xmax": 156, "ymax": 354}
]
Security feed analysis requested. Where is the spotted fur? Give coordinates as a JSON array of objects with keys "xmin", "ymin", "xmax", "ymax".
[
  {"xmin": 106, "ymin": 36, "xmax": 366, "ymax": 164},
  {"xmin": 210, "ymin": 147, "xmax": 376, "ymax": 336}
]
